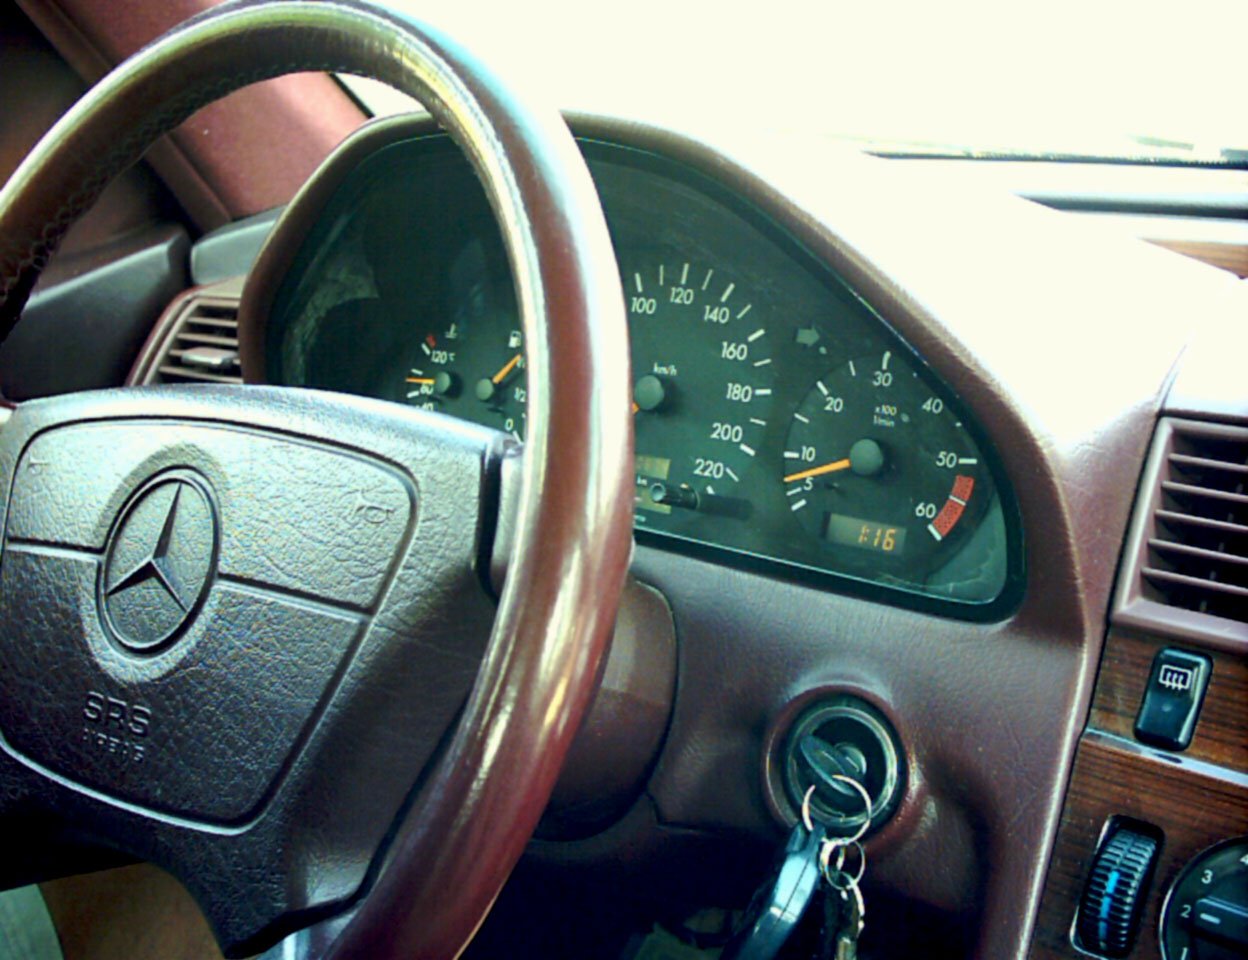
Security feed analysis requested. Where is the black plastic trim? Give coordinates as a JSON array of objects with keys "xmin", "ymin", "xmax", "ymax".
[
  {"xmin": 0, "ymin": 224, "xmax": 190, "ymax": 400},
  {"xmin": 191, "ymin": 207, "xmax": 285, "ymax": 285}
]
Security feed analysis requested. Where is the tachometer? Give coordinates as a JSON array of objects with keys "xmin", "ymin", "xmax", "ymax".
[
  {"xmin": 625, "ymin": 258, "xmax": 776, "ymax": 523},
  {"xmin": 782, "ymin": 349, "xmax": 990, "ymax": 572}
]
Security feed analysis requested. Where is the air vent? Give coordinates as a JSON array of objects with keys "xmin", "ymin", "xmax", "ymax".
[
  {"xmin": 1115, "ymin": 418, "xmax": 1248, "ymax": 644},
  {"xmin": 154, "ymin": 297, "xmax": 241, "ymax": 384},
  {"xmin": 131, "ymin": 280, "xmax": 244, "ymax": 386}
]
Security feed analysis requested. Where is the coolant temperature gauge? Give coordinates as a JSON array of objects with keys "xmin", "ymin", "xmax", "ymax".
[{"xmin": 404, "ymin": 331, "xmax": 460, "ymax": 409}]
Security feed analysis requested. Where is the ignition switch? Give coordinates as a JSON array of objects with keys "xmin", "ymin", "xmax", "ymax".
[{"xmin": 782, "ymin": 697, "xmax": 904, "ymax": 837}]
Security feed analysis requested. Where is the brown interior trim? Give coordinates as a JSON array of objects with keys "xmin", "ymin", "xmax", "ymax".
[
  {"xmin": 125, "ymin": 276, "xmax": 244, "ymax": 386},
  {"xmin": 42, "ymin": 864, "xmax": 226, "ymax": 960},
  {"xmin": 16, "ymin": 0, "xmax": 366, "ymax": 232},
  {"xmin": 234, "ymin": 110, "xmax": 1236, "ymax": 960},
  {"xmin": 0, "ymin": 5, "xmax": 176, "ymax": 256},
  {"xmin": 1112, "ymin": 418, "xmax": 1248, "ymax": 653}
]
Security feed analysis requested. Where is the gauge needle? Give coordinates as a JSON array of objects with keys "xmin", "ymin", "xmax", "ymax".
[
  {"xmin": 784, "ymin": 457, "xmax": 852, "ymax": 484},
  {"xmin": 492, "ymin": 354, "xmax": 522, "ymax": 384},
  {"xmin": 405, "ymin": 376, "xmax": 435, "ymax": 385}
]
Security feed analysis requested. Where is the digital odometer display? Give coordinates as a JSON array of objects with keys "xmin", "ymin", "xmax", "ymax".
[{"xmin": 825, "ymin": 514, "xmax": 907, "ymax": 554}]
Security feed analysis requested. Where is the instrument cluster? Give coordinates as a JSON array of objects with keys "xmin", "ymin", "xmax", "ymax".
[{"xmin": 262, "ymin": 136, "xmax": 1022, "ymax": 617}]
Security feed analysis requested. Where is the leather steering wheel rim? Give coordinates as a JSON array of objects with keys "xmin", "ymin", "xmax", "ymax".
[{"xmin": 0, "ymin": 2, "xmax": 633, "ymax": 957}]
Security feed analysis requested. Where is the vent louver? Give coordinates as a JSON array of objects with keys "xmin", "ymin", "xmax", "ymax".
[
  {"xmin": 139, "ymin": 290, "xmax": 242, "ymax": 385},
  {"xmin": 1116, "ymin": 418, "xmax": 1248, "ymax": 644}
]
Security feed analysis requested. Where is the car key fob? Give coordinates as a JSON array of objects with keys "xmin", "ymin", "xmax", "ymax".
[{"xmin": 720, "ymin": 820, "xmax": 826, "ymax": 960}]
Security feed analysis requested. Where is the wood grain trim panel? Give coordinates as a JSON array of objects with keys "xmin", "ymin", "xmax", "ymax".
[
  {"xmin": 1092, "ymin": 630, "xmax": 1248, "ymax": 771},
  {"xmin": 1029, "ymin": 631, "xmax": 1248, "ymax": 959},
  {"xmin": 1148, "ymin": 239, "xmax": 1248, "ymax": 279}
]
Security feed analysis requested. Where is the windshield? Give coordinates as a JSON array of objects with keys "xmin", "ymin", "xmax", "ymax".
[{"xmin": 345, "ymin": 0, "xmax": 1247, "ymax": 166}]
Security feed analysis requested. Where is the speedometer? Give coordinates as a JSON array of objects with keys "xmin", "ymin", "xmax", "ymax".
[
  {"xmin": 625, "ymin": 257, "xmax": 776, "ymax": 523},
  {"xmin": 781, "ymin": 348, "xmax": 991, "ymax": 573}
]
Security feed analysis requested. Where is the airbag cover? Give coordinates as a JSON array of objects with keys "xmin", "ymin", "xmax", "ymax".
[{"xmin": 0, "ymin": 421, "xmax": 414, "ymax": 823}]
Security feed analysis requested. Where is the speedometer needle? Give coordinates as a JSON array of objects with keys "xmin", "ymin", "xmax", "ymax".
[
  {"xmin": 784, "ymin": 458, "xmax": 851, "ymax": 484},
  {"xmin": 492, "ymin": 353, "xmax": 523, "ymax": 384}
]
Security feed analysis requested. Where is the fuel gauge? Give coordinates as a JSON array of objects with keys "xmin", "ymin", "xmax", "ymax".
[{"xmin": 472, "ymin": 343, "xmax": 526, "ymax": 441}]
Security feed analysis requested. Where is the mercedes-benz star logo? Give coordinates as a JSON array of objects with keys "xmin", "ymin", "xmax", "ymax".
[{"xmin": 99, "ymin": 472, "xmax": 218, "ymax": 653}]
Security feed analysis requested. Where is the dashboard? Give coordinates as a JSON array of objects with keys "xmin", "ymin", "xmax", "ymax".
[
  {"xmin": 3, "ymin": 32, "xmax": 1244, "ymax": 953},
  {"xmin": 259, "ymin": 134, "xmax": 1023, "ymax": 618},
  {"xmin": 115, "ymin": 111, "xmax": 1244, "ymax": 960}
]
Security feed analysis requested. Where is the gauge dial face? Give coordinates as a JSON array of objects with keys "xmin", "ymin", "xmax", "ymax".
[
  {"xmin": 402, "ymin": 324, "xmax": 527, "ymax": 440},
  {"xmin": 782, "ymin": 349, "xmax": 991, "ymax": 573},
  {"xmin": 626, "ymin": 258, "xmax": 776, "ymax": 523}
]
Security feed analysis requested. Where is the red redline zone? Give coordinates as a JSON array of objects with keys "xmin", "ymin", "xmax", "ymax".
[{"xmin": 933, "ymin": 474, "xmax": 975, "ymax": 537}]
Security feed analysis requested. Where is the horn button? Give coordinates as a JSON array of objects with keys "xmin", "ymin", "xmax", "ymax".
[{"xmin": 0, "ymin": 420, "xmax": 414, "ymax": 823}]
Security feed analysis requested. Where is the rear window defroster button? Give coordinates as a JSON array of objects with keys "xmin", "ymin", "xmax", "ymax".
[{"xmin": 1133, "ymin": 648, "xmax": 1211, "ymax": 752}]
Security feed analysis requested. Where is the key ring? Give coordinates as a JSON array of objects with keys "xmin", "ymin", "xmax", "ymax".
[
  {"xmin": 801, "ymin": 784, "xmax": 818, "ymax": 833},
  {"xmin": 830, "ymin": 870, "xmax": 867, "ymax": 932},
  {"xmin": 801, "ymin": 774, "xmax": 874, "ymax": 841},
  {"xmin": 819, "ymin": 835, "xmax": 846, "ymax": 878},
  {"xmin": 820, "ymin": 839, "xmax": 867, "ymax": 890},
  {"xmin": 827, "ymin": 773, "xmax": 874, "ymax": 845}
]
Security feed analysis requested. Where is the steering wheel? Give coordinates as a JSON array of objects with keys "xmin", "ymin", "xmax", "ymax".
[{"xmin": 0, "ymin": 1, "xmax": 633, "ymax": 957}]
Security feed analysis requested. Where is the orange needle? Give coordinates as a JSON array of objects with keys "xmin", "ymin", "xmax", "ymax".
[
  {"xmin": 632, "ymin": 401, "xmax": 640, "ymax": 414},
  {"xmin": 405, "ymin": 377, "xmax": 435, "ymax": 385},
  {"xmin": 784, "ymin": 457, "xmax": 852, "ymax": 484},
  {"xmin": 492, "ymin": 354, "xmax": 522, "ymax": 384}
]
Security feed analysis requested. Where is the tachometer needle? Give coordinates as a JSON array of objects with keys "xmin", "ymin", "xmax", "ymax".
[
  {"xmin": 492, "ymin": 353, "xmax": 523, "ymax": 384},
  {"xmin": 784, "ymin": 457, "xmax": 851, "ymax": 484},
  {"xmin": 405, "ymin": 377, "xmax": 435, "ymax": 385}
]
